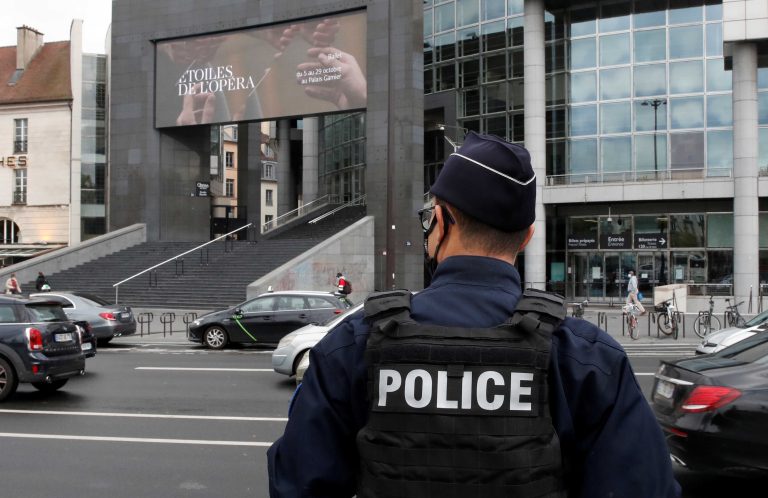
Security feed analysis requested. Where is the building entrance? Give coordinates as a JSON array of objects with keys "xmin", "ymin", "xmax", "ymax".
[{"xmin": 568, "ymin": 251, "xmax": 668, "ymax": 302}]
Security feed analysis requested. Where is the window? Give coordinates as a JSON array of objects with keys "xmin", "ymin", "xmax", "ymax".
[
  {"xmin": 225, "ymin": 179, "xmax": 235, "ymax": 197},
  {"xmin": 0, "ymin": 305, "xmax": 17, "ymax": 323},
  {"xmin": 14, "ymin": 168, "xmax": 27, "ymax": 204},
  {"xmin": 225, "ymin": 151, "xmax": 234, "ymax": 168},
  {"xmin": 266, "ymin": 189, "xmax": 274, "ymax": 206},
  {"xmin": 265, "ymin": 214, "xmax": 274, "ymax": 229},
  {"xmin": 263, "ymin": 163, "xmax": 275, "ymax": 179},
  {"xmin": 14, "ymin": 118, "xmax": 27, "ymax": 153},
  {"xmin": 242, "ymin": 296, "xmax": 277, "ymax": 313}
]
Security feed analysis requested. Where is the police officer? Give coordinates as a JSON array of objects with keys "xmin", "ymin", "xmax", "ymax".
[{"xmin": 268, "ymin": 132, "xmax": 680, "ymax": 498}]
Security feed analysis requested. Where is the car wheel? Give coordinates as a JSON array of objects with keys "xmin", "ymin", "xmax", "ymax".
[
  {"xmin": 97, "ymin": 337, "xmax": 112, "ymax": 347},
  {"xmin": 31, "ymin": 379, "xmax": 69, "ymax": 392},
  {"xmin": 204, "ymin": 326, "xmax": 229, "ymax": 349},
  {"xmin": 0, "ymin": 357, "xmax": 19, "ymax": 402},
  {"xmin": 292, "ymin": 349, "xmax": 310, "ymax": 376}
]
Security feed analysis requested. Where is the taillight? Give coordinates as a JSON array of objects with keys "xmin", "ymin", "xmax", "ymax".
[
  {"xmin": 99, "ymin": 312, "xmax": 117, "ymax": 321},
  {"xmin": 681, "ymin": 386, "xmax": 742, "ymax": 413},
  {"xmin": 25, "ymin": 327, "xmax": 44, "ymax": 351},
  {"xmin": 333, "ymin": 309, "xmax": 343, "ymax": 315}
]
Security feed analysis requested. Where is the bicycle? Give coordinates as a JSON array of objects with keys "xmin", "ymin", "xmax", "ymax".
[
  {"xmin": 723, "ymin": 298, "xmax": 747, "ymax": 328},
  {"xmin": 693, "ymin": 295, "xmax": 721, "ymax": 338},
  {"xmin": 571, "ymin": 300, "xmax": 588, "ymax": 318},
  {"xmin": 656, "ymin": 299, "xmax": 678, "ymax": 340},
  {"xmin": 623, "ymin": 303, "xmax": 641, "ymax": 340}
]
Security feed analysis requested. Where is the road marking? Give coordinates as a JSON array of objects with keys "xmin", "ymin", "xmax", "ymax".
[
  {"xmin": 635, "ymin": 373, "xmax": 656, "ymax": 376},
  {"xmin": 0, "ymin": 432, "xmax": 272, "ymax": 446},
  {"xmin": 0, "ymin": 408, "xmax": 287, "ymax": 422},
  {"xmin": 135, "ymin": 367, "xmax": 274, "ymax": 372}
]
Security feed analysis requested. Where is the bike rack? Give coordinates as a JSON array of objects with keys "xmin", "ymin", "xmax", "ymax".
[
  {"xmin": 160, "ymin": 312, "xmax": 176, "ymax": 337},
  {"xmin": 137, "ymin": 312, "xmax": 154, "ymax": 337},
  {"xmin": 182, "ymin": 312, "xmax": 198, "ymax": 337}
]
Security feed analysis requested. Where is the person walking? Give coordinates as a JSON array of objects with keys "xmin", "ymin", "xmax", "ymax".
[
  {"xmin": 5, "ymin": 273, "xmax": 21, "ymax": 295},
  {"xmin": 627, "ymin": 269, "xmax": 646, "ymax": 314},
  {"xmin": 267, "ymin": 132, "xmax": 680, "ymax": 498},
  {"xmin": 335, "ymin": 272, "xmax": 351, "ymax": 296}
]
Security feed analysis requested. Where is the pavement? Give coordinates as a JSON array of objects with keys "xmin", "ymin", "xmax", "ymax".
[{"xmin": 110, "ymin": 305, "xmax": 704, "ymax": 348}]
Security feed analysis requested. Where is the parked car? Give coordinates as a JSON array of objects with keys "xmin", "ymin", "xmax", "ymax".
[
  {"xmin": 696, "ymin": 308, "xmax": 768, "ymax": 355},
  {"xmin": 0, "ymin": 296, "xmax": 86, "ymax": 401},
  {"xmin": 29, "ymin": 291, "xmax": 136, "ymax": 346},
  {"xmin": 272, "ymin": 303, "xmax": 363, "ymax": 380},
  {"xmin": 189, "ymin": 291, "xmax": 353, "ymax": 349},
  {"xmin": 652, "ymin": 333, "xmax": 768, "ymax": 475}
]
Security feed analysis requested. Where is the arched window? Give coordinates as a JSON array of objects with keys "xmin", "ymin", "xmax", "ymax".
[{"xmin": 0, "ymin": 218, "xmax": 20, "ymax": 244}]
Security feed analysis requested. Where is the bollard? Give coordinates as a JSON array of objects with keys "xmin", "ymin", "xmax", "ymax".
[
  {"xmin": 138, "ymin": 312, "xmax": 154, "ymax": 337},
  {"xmin": 182, "ymin": 312, "xmax": 198, "ymax": 338},
  {"xmin": 160, "ymin": 312, "xmax": 176, "ymax": 337}
]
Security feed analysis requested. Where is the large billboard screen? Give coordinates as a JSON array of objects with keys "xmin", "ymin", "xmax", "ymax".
[{"xmin": 155, "ymin": 10, "xmax": 367, "ymax": 127}]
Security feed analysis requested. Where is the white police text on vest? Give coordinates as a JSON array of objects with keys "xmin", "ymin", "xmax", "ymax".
[{"xmin": 372, "ymin": 365, "xmax": 540, "ymax": 416}]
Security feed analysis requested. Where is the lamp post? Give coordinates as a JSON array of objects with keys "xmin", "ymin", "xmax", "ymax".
[{"xmin": 641, "ymin": 99, "xmax": 666, "ymax": 177}]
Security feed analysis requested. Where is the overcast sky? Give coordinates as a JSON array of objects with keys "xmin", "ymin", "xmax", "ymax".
[{"xmin": 0, "ymin": 0, "xmax": 111, "ymax": 53}]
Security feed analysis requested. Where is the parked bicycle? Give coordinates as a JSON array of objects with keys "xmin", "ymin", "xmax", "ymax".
[
  {"xmin": 723, "ymin": 298, "xmax": 747, "ymax": 328},
  {"xmin": 623, "ymin": 303, "xmax": 641, "ymax": 340},
  {"xmin": 571, "ymin": 299, "xmax": 588, "ymax": 318},
  {"xmin": 693, "ymin": 295, "xmax": 721, "ymax": 338},
  {"xmin": 656, "ymin": 299, "xmax": 679, "ymax": 340}
]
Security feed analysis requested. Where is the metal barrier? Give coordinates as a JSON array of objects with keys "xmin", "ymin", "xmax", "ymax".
[
  {"xmin": 160, "ymin": 312, "xmax": 176, "ymax": 337},
  {"xmin": 137, "ymin": 312, "xmax": 154, "ymax": 336},
  {"xmin": 175, "ymin": 258, "xmax": 184, "ymax": 277}
]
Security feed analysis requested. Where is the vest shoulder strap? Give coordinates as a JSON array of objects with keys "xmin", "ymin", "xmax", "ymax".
[
  {"xmin": 364, "ymin": 290, "xmax": 413, "ymax": 333},
  {"xmin": 507, "ymin": 288, "xmax": 566, "ymax": 335}
]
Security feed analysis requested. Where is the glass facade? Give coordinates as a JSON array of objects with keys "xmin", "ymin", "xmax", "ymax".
[
  {"xmin": 423, "ymin": 0, "xmax": 768, "ymax": 299},
  {"xmin": 319, "ymin": 112, "xmax": 366, "ymax": 204},
  {"xmin": 81, "ymin": 54, "xmax": 107, "ymax": 240}
]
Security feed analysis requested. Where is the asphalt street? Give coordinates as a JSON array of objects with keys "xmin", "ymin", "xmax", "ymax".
[{"xmin": 0, "ymin": 333, "xmax": 764, "ymax": 497}]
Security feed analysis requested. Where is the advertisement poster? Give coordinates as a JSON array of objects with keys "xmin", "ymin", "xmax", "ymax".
[{"xmin": 155, "ymin": 10, "xmax": 367, "ymax": 127}]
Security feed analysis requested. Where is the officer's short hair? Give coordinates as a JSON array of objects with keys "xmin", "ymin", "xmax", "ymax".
[{"xmin": 438, "ymin": 199, "xmax": 529, "ymax": 256}]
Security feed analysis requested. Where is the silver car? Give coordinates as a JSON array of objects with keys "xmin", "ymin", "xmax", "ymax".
[
  {"xmin": 696, "ymin": 309, "xmax": 768, "ymax": 354},
  {"xmin": 29, "ymin": 291, "xmax": 136, "ymax": 346},
  {"xmin": 272, "ymin": 303, "xmax": 363, "ymax": 381}
]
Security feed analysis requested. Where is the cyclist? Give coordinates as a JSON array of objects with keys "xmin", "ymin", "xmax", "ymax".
[{"xmin": 626, "ymin": 269, "xmax": 646, "ymax": 315}]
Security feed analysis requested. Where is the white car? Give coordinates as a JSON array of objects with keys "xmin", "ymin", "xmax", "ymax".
[
  {"xmin": 272, "ymin": 303, "xmax": 363, "ymax": 381},
  {"xmin": 696, "ymin": 309, "xmax": 768, "ymax": 354}
]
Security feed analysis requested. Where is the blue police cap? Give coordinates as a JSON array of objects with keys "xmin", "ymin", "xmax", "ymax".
[{"xmin": 429, "ymin": 131, "xmax": 536, "ymax": 232}]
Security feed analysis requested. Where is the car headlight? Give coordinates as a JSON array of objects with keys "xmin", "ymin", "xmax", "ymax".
[{"xmin": 192, "ymin": 320, "xmax": 200, "ymax": 327}]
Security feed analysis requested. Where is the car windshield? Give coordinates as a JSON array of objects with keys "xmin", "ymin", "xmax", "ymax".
[
  {"xmin": 73, "ymin": 292, "xmax": 113, "ymax": 306},
  {"xmin": 745, "ymin": 309, "xmax": 768, "ymax": 327},
  {"xmin": 26, "ymin": 304, "xmax": 68, "ymax": 322}
]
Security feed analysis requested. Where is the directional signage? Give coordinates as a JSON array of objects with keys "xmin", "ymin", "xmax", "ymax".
[
  {"xmin": 600, "ymin": 231, "xmax": 631, "ymax": 250},
  {"xmin": 634, "ymin": 233, "xmax": 668, "ymax": 249},
  {"xmin": 196, "ymin": 181, "xmax": 210, "ymax": 197},
  {"xmin": 567, "ymin": 234, "xmax": 597, "ymax": 249}
]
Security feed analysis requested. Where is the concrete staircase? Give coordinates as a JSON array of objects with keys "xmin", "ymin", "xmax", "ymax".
[{"xmin": 24, "ymin": 205, "xmax": 367, "ymax": 310}]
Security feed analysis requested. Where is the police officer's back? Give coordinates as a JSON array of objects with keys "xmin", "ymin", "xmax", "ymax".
[{"xmin": 267, "ymin": 132, "xmax": 680, "ymax": 498}]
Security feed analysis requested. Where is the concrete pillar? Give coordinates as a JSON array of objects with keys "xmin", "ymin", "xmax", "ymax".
[
  {"xmin": 732, "ymin": 42, "xmax": 760, "ymax": 307},
  {"xmin": 523, "ymin": 0, "xmax": 547, "ymax": 290},
  {"xmin": 276, "ymin": 119, "xmax": 292, "ymax": 215},
  {"xmin": 302, "ymin": 117, "xmax": 319, "ymax": 205}
]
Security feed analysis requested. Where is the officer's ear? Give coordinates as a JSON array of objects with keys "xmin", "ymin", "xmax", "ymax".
[{"xmin": 516, "ymin": 225, "xmax": 535, "ymax": 253}]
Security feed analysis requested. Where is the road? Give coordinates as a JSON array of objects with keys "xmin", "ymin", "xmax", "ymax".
[{"xmin": 0, "ymin": 339, "xmax": 764, "ymax": 497}]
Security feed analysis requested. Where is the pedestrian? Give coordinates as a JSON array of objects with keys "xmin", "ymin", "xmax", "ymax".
[
  {"xmin": 335, "ymin": 272, "xmax": 351, "ymax": 296},
  {"xmin": 5, "ymin": 273, "xmax": 21, "ymax": 295},
  {"xmin": 35, "ymin": 271, "xmax": 50, "ymax": 292},
  {"xmin": 267, "ymin": 132, "xmax": 680, "ymax": 497},
  {"xmin": 627, "ymin": 269, "xmax": 646, "ymax": 314}
]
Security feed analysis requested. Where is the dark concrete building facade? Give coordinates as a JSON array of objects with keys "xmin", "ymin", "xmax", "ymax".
[{"xmin": 109, "ymin": 0, "xmax": 425, "ymax": 291}]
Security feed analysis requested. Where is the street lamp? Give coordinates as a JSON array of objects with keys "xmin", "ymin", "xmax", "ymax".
[
  {"xmin": 437, "ymin": 123, "xmax": 469, "ymax": 150},
  {"xmin": 641, "ymin": 99, "xmax": 666, "ymax": 176}
]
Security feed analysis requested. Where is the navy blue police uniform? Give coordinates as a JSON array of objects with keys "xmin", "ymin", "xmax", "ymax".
[{"xmin": 267, "ymin": 256, "xmax": 681, "ymax": 498}]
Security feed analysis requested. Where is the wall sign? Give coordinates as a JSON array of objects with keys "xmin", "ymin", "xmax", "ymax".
[
  {"xmin": 567, "ymin": 234, "xmax": 597, "ymax": 249},
  {"xmin": 196, "ymin": 181, "xmax": 210, "ymax": 197},
  {"xmin": 600, "ymin": 231, "xmax": 631, "ymax": 250},
  {"xmin": 0, "ymin": 155, "xmax": 28, "ymax": 167},
  {"xmin": 634, "ymin": 233, "xmax": 668, "ymax": 249}
]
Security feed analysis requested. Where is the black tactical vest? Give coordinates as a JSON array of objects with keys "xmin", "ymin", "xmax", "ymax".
[{"xmin": 356, "ymin": 288, "xmax": 567, "ymax": 498}]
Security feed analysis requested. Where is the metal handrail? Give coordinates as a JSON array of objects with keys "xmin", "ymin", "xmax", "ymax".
[
  {"xmin": 309, "ymin": 194, "xmax": 366, "ymax": 224},
  {"xmin": 545, "ymin": 166, "xmax": 734, "ymax": 186},
  {"xmin": 261, "ymin": 194, "xmax": 330, "ymax": 234},
  {"xmin": 112, "ymin": 223, "xmax": 252, "ymax": 303}
]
